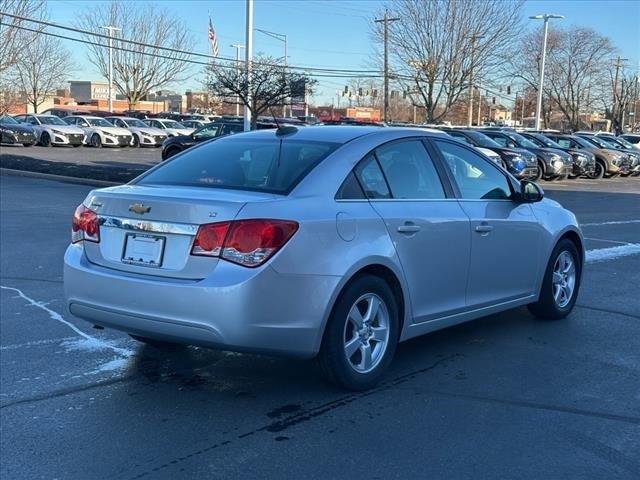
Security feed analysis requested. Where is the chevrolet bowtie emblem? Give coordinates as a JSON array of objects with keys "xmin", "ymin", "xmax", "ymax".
[{"xmin": 129, "ymin": 203, "xmax": 151, "ymax": 215}]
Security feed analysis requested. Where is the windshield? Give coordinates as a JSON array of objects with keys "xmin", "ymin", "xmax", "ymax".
[
  {"xmin": 581, "ymin": 136, "xmax": 611, "ymax": 149},
  {"xmin": 162, "ymin": 120, "xmax": 187, "ymax": 129},
  {"xmin": 505, "ymin": 131, "xmax": 538, "ymax": 148},
  {"xmin": 463, "ymin": 130, "xmax": 501, "ymax": 148},
  {"xmin": 603, "ymin": 136, "xmax": 634, "ymax": 148},
  {"xmin": 37, "ymin": 115, "xmax": 66, "ymax": 126},
  {"xmin": 88, "ymin": 118, "xmax": 113, "ymax": 127},
  {"xmin": 124, "ymin": 118, "xmax": 147, "ymax": 127},
  {"xmin": 569, "ymin": 136, "xmax": 593, "ymax": 148},
  {"xmin": 0, "ymin": 115, "xmax": 18, "ymax": 124},
  {"xmin": 527, "ymin": 133, "xmax": 562, "ymax": 148},
  {"xmin": 137, "ymin": 136, "xmax": 340, "ymax": 194}
]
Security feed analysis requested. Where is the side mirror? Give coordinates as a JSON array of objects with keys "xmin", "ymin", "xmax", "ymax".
[{"xmin": 519, "ymin": 180, "xmax": 544, "ymax": 203}]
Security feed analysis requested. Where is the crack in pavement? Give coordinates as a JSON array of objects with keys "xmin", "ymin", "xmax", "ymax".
[{"xmin": 575, "ymin": 304, "xmax": 640, "ymax": 320}]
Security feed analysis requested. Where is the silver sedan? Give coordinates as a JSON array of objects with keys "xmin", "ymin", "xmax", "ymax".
[{"xmin": 64, "ymin": 126, "xmax": 584, "ymax": 390}]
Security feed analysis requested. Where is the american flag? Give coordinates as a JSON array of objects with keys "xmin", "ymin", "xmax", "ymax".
[{"xmin": 208, "ymin": 16, "xmax": 219, "ymax": 57}]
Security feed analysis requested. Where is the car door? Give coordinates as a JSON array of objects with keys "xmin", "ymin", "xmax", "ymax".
[
  {"xmin": 432, "ymin": 139, "xmax": 543, "ymax": 307},
  {"xmin": 355, "ymin": 139, "xmax": 471, "ymax": 323}
]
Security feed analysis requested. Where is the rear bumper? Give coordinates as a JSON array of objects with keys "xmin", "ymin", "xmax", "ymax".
[{"xmin": 64, "ymin": 245, "xmax": 339, "ymax": 358}]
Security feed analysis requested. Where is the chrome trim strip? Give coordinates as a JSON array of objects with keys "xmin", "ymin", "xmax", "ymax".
[{"xmin": 98, "ymin": 215, "xmax": 198, "ymax": 235}]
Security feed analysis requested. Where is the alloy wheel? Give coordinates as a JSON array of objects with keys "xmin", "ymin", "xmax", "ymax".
[
  {"xmin": 552, "ymin": 251, "xmax": 576, "ymax": 308},
  {"xmin": 343, "ymin": 293, "xmax": 390, "ymax": 374}
]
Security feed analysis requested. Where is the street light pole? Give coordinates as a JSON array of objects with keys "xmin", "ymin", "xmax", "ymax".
[
  {"xmin": 230, "ymin": 44, "xmax": 245, "ymax": 116},
  {"xmin": 102, "ymin": 25, "xmax": 121, "ymax": 112},
  {"xmin": 530, "ymin": 14, "xmax": 563, "ymax": 130},
  {"xmin": 244, "ymin": 0, "xmax": 253, "ymax": 131},
  {"xmin": 375, "ymin": 10, "xmax": 400, "ymax": 123}
]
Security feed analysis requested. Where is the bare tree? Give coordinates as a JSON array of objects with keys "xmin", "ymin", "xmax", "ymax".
[
  {"xmin": 504, "ymin": 26, "xmax": 615, "ymax": 130},
  {"xmin": 207, "ymin": 56, "xmax": 316, "ymax": 129},
  {"xmin": 0, "ymin": 0, "xmax": 45, "ymax": 75},
  {"xmin": 11, "ymin": 32, "xmax": 74, "ymax": 112},
  {"xmin": 375, "ymin": 0, "xmax": 524, "ymax": 123},
  {"xmin": 77, "ymin": 1, "xmax": 195, "ymax": 109}
]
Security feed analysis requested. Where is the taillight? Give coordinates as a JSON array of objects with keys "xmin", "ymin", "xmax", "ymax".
[
  {"xmin": 71, "ymin": 204, "xmax": 100, "ymax": 243},
  {"xmin": 191, "ymin": 219, "xmax": 298, "ymax": 267}
]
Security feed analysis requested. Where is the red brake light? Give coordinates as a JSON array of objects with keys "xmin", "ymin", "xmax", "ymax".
[
  {"xmin": 191, "ymin": 219, "xmax": 298, "ymax": 267},
  {"xmin": 191, "ymin": 222, "xmax": 230, "ymax": 256},
  {"xmin": 71, "ymin": 205, "xmax": 100, "ymax": 243}
]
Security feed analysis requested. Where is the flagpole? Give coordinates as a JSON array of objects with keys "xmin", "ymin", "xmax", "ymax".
[{"xmin": 244, "ymin": 0, "xmax": 253, "ymax": 131}]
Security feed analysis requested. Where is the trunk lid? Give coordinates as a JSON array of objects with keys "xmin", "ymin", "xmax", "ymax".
[{"xmin": 83, "ymin": 184, "xmax": 280, "ymax": 279}]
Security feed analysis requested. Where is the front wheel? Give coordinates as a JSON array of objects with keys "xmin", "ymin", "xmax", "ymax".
[
  {"xmin": 39, "ymin": 132, "xmax": 51, "ymax": 147},
  {"xmin": 590, "ymin": 160, "xmax": 605, "ymax": 179},
  {"xmin": 528, "ymin": 239, "xmax": 581, "ymax": 320},
  {"xmin": 317, "ymin": 275, "xmax": 399, "ymax": 390},
  {"xmin": 132, "ymin": 134, "xmax": 140, "ymax": 148},
  {"xmin": 90, "ymin": 133, "xmax": 102, "ymax": 148}
]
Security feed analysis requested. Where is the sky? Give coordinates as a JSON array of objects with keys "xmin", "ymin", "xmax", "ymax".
[{"xmin": 47, "ymin": 0, "xmax": 640, "ymax": 106}]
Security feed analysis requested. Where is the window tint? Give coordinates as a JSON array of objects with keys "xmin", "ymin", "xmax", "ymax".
[
  {"xmin": 64, "ymin": 117, "xmax": 76, "ymax": 125},
  {"xmin": 448, "ymin": 131, "xmax": 473, "ymax": 145},
  {"xmin": 435, "ymin": 141, "xmax": 512, "ymax": 200},
  {"xmin": 355, "ymin": 155, "xmax": 390, "ymax": 199},
  {"xmin": 556, "ymin": 138, "xmax": 572, "ymax": 148},
  {"xmin": 484, "ymin": 132, "xmax": 508, "ymax": 147},
  {"xmin": 193, "ymin": 124, "xmax": 220, "ymax": 139},
  {"xmin": 375, "ymin": 140, "xmax": 445, "ymax": 199},
  {"xmin": 138, "ymin": 137, "xmax": 339, "ymax": 194},
  {"xmin": 336, "ymin": 171, "xmax": 365, "ymax": 200}
]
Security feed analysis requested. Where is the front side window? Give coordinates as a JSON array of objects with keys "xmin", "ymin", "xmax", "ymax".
[
  {"xmin": 375, "ymin": 140, "xmax": 445, "ymax": 199},
  {"xmin": 484, "ymin": 132, "xmax": 509, "ymax": 147},
  {"xmin": 435, "ymin": 141, "xmax": 512, "ymax": 200},
  {"xmin": 138, "ymin": 137, "xmax": 339, "ymax": 194},
  {"xmin": 193, "ymin": 124, "xmax": 220, "ymax": 139}
]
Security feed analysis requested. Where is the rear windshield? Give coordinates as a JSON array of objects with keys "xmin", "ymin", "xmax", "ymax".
[{"xmin": 137, "ymin": 136, "xmax": 340, "ymax": 194}]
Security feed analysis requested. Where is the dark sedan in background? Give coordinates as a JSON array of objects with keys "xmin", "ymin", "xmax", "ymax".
[{"xmin": 0, "ymin": 115, "xmax": 37, "ymax": 146}]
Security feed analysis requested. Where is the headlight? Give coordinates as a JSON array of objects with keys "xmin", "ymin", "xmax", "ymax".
[{"xmin": 51, "ymin": 129, "xmax": 65, "ymax": 135}]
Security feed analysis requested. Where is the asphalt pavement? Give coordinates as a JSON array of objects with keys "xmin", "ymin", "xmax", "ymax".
[{"xmin": 1, "ymin": 174, "xmax": 639, "ymax": 479}]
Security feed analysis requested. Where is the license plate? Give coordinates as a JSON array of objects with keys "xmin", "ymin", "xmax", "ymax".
[{"xmin": 122, "ymin": 234, "xmax": 165, "ymax": 267}]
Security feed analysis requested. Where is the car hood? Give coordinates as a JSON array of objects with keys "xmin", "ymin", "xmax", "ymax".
[
  {"xmin": 0, "ymin": 123, "xmax": 35, "ymax": 133},
  {"xmin": 132, "ymin": 127, "xmax": 166, "ymax": 136},
  {"xmin": 166, "ymin": 128, "xmax": 195, "ymax": 135},
  {"xmin": 43, "ymin": 124, "xmax": 85, "ymax": 135},
  {"xmin": 94, "ymin": 126, "xmax": 131, "ymax": 136}
]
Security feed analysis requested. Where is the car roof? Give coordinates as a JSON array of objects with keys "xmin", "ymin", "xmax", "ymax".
[{"xmin": 229, "ymin": 125, "xmax": 448, "ymax": 143}]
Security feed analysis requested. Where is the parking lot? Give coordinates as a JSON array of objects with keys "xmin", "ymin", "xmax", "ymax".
[{"xmin": 0, "ymin": 166, "xmax": 638, "ymax": 478}]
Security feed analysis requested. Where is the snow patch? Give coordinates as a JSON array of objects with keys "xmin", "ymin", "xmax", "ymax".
[{"xmin": 586, "ymin": 244, "xmax": 640, "ymax": 263}]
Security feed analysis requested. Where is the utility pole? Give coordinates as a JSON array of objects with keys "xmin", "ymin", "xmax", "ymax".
[
  {"xmin": 230, "ymin": 44, "xmax": 245, "ymax": 116},
  {"xmin": 467, "ymin": 34, "xmax": 484, "ymax": 127},
  {"xmin": 476, "ymin": 79, "xmax": 482, "ymax": 126},
  {"xmin": 102, "ymin": 25, "xmax": 121, "ymax": 112},
  {"xmin": 375, "ymin": 10, "xmax": 399, "ymax": 123},
  {"xmin": 244, "ymin": 0, "xmax": 253, "ymax": 131},
  {"xmin": 611, "ymin": 55, "xmax": 628, "ymax": 133},
  {"xmin": 530, "ymin": 14, "xmax": 563, "ymax": 130}
]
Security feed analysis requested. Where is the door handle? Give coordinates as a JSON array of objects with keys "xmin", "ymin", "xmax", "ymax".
[
  {"xmin": 474, "ymin": 224, "xmax": 494, "ymax": 234},
  {"xmin": 397, "ymin": 224, "xmax": 421, "ymax": 234}
]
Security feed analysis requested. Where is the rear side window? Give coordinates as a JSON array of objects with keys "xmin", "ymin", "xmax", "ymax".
[
  {"xmin": 354, "ymin": 155, "xmax": 390, "ymax": 199},
  {"xmin": 336, "ymin": 172, "xmax": 365, "ymax": 200},
  {"xmin": 375, "ymin": 140, "xmax": 445, "ymax": 199},
  {"xmin": 138, "ymin": 136, "xmax": 339, "ymax": 194}
]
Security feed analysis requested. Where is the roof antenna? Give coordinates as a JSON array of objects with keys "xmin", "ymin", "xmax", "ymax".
[{"xmin": 269, "ymin": 105, "xmax": 297, "ymax": 136}]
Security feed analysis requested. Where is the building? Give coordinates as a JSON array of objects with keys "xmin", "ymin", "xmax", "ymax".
[{"xmin": 69, "ymin": 81, "xmax": 111, "ymax": 103}]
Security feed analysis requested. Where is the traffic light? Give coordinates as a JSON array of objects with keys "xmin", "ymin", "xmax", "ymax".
[{"xmin": 507, "ymin": 86, "xmax": 511, "ymax": 95}]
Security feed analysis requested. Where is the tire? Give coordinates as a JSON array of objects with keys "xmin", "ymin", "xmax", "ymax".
[
  {"xmin": 72, "ymin": 144, "xmax": 82, "ymax": 148},
  {"xmin": 533, "ymin": 162, "xmax": 544, "ymax": 182},
  {"xmin": 39, "ymin": 132, "xmax": 51, "ymax": 147},
  {"xmin": 591, "ymin": 160, "xmax": 605, "ymax": 179},
  {"xmin": 22, "ymin": 143, "xmax": 33, "ymax": 147},
  {"xmin": 528, "ymin": 238, "xmax": 582, "ymax": 320},
  {"xmin": 132, "ymin": 134, "xmax": 140, "ymax": 148},
  {"xmin": 90, "ymin": 133, "xmax": 102, "ymax": 148},
  {"xmin": 500, "ymin": 159, "xmax": 508, "ymax": 171},
  {"xmin": 316, "ymin": 274, "xmax": 400, "ymax": 390},
  {"xmin": 164, "ymin": 146, "xmax": 181, "ymax": 160},
  {"xmin": 129, "ymin": 334, "xmax": 182, "ymax": 349}
]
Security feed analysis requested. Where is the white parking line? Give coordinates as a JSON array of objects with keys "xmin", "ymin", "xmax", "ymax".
[
  {"xmin": 0, "ymin": 285, "xmax": 131, "ymax": 357},
  {"xmin": 586, "ymin": 244, "xmax": 640, "ymax": 263},
  {"xmin": 580, "ymin": 220, "xmax": 640, "ymax": 227}
]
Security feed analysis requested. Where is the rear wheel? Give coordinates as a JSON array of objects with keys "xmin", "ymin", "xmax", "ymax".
[
  {"xmin": 317, "ymin": 275, "xmax": 399, "ymax": 390},
  {"xmin": 528, "ymin": 238, "xmax": 581, "ymax": 320}
]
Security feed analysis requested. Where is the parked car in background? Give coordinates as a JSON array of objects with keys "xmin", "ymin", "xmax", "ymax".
[
  {"xmin": 143, "ymin": 118, "xmax": 194, "ymax": 137},
  {"xmin": 105, "ymin": 117, "xmax": 167, "ymax": 148},
  {"xmin": 574, "ymin": 134, "xmax": 636, "ymax": 177},
  {"xmin": 620, "ymin": 134, "xmax": 640, "ymax": 149},
  {"xmin": 161, "ymin": 120, "xmax": 277, "ymax": 160},
  {"xmin": 481, "ymin": 129, "xmax": 573, "ymax": 180},
  {"xmin": 14, "ymin": 114, "xmax": 85, "ymax": 147},
  {"xmin": 519, "ymin": 132, "xmax": 596, "ymax": 178},
  {"xmin": 590, "ymin": 134, "xmax": 640, "ymax": 176},
  {"xmin": 122, "ymin": 110, "xmax": 156, "ymax": 120},
  {"xmin": 64, "ymin": 126, "xmax": 584, "ymax": 390},
  {"xmin": 64, "ymin": 116, "xmax": 133, "ymax": 148},
  {"xmin": 40, "ymin": 108, "xmax": 84, "ymax": 118},
  {"xmin": 0, "ymin": 115, "xmax": 37, "ymax": 146},
  {"xmin": 440, "ymin": 128, "xmax": 539, "ymax": 180},
  {"xmin": 541, "ymin": 133, "xmax": 630, "ymax": 179},
  {"xmin": 181, "ymin": 119, "xmax": 207, "ymax": 129},
  {"xmin": 298, "ymin": 116, "xmax": 322, "ymax": 125}
]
